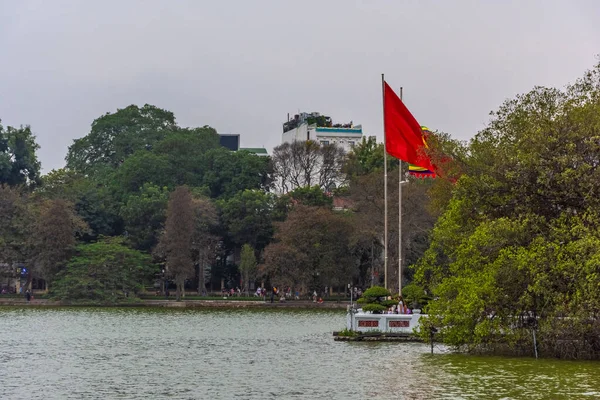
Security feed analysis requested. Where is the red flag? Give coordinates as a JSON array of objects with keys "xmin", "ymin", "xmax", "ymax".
[{"xmin": 384, "ymin": 82, "xmax": 434, "ymax": 172}]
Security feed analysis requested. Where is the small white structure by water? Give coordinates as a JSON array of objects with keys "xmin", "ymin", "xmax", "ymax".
[{"xmin": 347, "ymin": 309, "xmax": 426, "ymax": 334}]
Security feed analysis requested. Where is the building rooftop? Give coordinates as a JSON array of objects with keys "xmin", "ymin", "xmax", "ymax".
[
  {"xmin": 240, "ymin": 147, "xmax": 268, "ymax": 155},
  {"xmin": 283, "ymin": 111, "xmax": 355, "ymax": 133}
]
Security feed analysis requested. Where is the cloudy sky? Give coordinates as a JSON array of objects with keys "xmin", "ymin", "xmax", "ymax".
[{"xmin": 1, "ymin": 0, "xmax": 598, "ymax": 172}]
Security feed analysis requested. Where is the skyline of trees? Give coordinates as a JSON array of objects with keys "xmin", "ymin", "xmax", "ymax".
[{"xmin": 2, "ymin": 61, "xmax": 600, "ymax": 361}]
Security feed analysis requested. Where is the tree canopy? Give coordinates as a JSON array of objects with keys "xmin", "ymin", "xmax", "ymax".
[
  {"xmin": 414, "ymin": 62, "xmax": 600, "ymax": 359},
  {"xmin": 0, "ymin": 121, "xmax": 41, "ymax": 187}
]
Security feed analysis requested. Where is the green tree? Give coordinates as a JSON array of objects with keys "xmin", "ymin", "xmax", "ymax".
[
  {"xmin": 415, "ymin": 62, "xmax": 600, "ymax": 359},
  {"xmin": 217, "ymin": 189, "xmax": 275, "ymax": 253},
  {"xmin": 153, "ymin": 127, "xmax": 220, "ymax": 188},
  {"xmin": 286, "ymin": 185, "xmax": 333, "ymax": 207},
  {"xmin": 36, "ymin": 169, "xmax": 122, "ymax": 240},
  {"xmin": 51, "ymin": 237, "xmax": 155, "ymax": 303},
  {"xmin": 343, "ymin": 136, "xmax": 387, "ymax": 177},
  {"xmin": 0, "ymin": 121, "xmax": 41, "ymax": 187},
  {"xmin": 357, "ymin": 286, "xmax": 396, "ymax": 313},
  {"xmin": 109, "ymin": 151, "xmax": 173, "ymax": 199},
  {"xmin": 65, "ymin": 104, "xmax": 176, "ymax": 174},
  {"xmin": 120, "ymin": 183, "xmax": 169, "ymax": 251},
  {"xmin": 36, "ymin": 169, "xmax": 87, "ymax": 202},
  {"xmin": 239, "ymin": 244, "xmax": 257, "ymax": 296},
  {"xmin": 0, "ymin": 185, "xmax": 32, "ymax": 267},
  {"xmin": 202, "ymin": 148, "xmax": 272, "ymax": 198}
]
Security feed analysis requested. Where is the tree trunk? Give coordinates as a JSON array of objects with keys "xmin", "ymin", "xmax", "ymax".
[
  {"xmin": 176, "ymin": 276, "xmax": 182, "ymax": 301},
  {"xmin": 198, "ymin": 254, "xmax": 205, "ymax": 296}
]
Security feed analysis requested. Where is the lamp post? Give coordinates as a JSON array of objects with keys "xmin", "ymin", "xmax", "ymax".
[
  {"xmin": 162, "ymin": 268, "xmax": 168, "ymax": 299},
  {"xmin": 349, "ymin": 283, "xmax": 354, "ymax": 307}
]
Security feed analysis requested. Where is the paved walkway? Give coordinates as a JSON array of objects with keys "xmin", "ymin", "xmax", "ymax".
[{"xmin": 0, "ymin": 297, "xmax": 349, "ymax": 309}]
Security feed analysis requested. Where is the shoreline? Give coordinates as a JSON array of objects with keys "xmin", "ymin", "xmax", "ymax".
[{"xmin": 0, "ymin": 298, "xmax": 349, "ymax": 309}]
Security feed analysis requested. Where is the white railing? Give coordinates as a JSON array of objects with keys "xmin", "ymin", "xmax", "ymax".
[{"xmin": 347, "ymin": 309, "xmax": 425, "ymax": 334}]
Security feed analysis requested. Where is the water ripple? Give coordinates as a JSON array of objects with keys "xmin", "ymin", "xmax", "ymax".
[{"xmin": 0, "ymin": 307, "xmax": 599, "ymax": 399}]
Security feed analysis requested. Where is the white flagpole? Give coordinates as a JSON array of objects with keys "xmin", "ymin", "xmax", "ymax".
[
  {"xmin": 399, "ymin": 87, "xmax": 404, "ymax": 299},
  {"xmin": 382, "ymin": 74, "xmax": 388, "ymax": 290}
]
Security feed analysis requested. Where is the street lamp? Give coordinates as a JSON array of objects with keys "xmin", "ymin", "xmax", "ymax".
[{"xmin": 348, "ymin": 283, "xmax": 352, "ymax": 307}]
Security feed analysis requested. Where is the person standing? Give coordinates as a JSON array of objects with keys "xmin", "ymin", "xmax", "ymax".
[{"xmin": 25, "ymin": 289, "xmax": 31, "ymax": 302}]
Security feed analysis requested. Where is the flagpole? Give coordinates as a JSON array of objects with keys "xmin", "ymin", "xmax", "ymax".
[
  {"xmin": 382, "ymin": 73, "xmax": 388, "ymax": 290},
  {"xmin": 399, "ymin": 86, "xmax": 404, "ymax": 299}
]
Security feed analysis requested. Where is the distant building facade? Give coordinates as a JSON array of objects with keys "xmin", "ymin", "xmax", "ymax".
[{"xmin": 281, "ymin": 112, "xmax": 363, "ymax": 153}]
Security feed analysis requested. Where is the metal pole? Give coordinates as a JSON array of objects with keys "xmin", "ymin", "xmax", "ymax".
[
  {"xmin": 382, "ymin": 74, "xmax": 388, "ymax": 289},
  {"xmin": 371, "ymin": 241, "xmax": 375, "ymax": 287},
  {"xmin": 532, "ymin": 329, "xmax": 538, "ymax": 359},
  {"xmin": 399, "ymin": 87, "xmax": 403, "ymax": 299}
]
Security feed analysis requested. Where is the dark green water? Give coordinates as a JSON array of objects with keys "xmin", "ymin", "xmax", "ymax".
[{"xmin": 0, "ymin": 307, "xmax": 598, "ymax": 399}]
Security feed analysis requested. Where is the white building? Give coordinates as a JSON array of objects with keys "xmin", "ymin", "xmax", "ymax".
[{"xmin": 282, "ymin": 112, "xmax": 363, "ymax": 153}]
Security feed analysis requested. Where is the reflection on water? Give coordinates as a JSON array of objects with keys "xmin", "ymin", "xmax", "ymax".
[{"xmin": 0, "ymin": 307, "xmax": 598, "ymax": 399}]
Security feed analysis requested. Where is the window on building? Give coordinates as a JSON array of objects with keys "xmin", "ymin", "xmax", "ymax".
[
  {"xmin": 320, "ymin": 140, "xmax": 329, "ymax": 145},
  {"xmin": 349, "ymin": 141, "xmax": 355, "ymax": 146}
]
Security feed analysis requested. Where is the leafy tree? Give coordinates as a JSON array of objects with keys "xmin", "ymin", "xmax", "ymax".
[
  {"xmin": 401, "ymin": 282, "xmax": 429, "ymax": 309},
  {"xmin": 155, "ymin": 186, "xmax": 195, "ymax": 301},
  {"xmin": 36, "ymin": 169, "xmax": 87, "ymax": 201},
  {"xmin": 0, "ymin": 185, "xmax": 32, "ymax": 267},
  {"xmin": 28, "ymin": 199, "xmax": 88, "ymax": 290},
  {"xmin": 415, "ymin": 62, "xmax": 600, "ymax": 359},
  {"xmin": 152, "ymin": 127, "xmax": 220, "ymax": 187},
  {"xmin": 75, "ymin": 184, "xmax": 123, "ymax": 239},
  {"xmin": 217, "ymin": 189, "xmax": 275, "ymax": 253},
  {"xmin": 36, "ymin": 169, "xmax": 122, "ymax": 240},
  {"xmin": 51, "ymin": 237, "xmax": 155, "ymax": 303},
  {"xmin": 286, "ymin": 185, "xmax": 333, "ymax": 207},
  {"xmin": 0, "ymin": 121, "xmax": 41, "ymax": 187},
  {"xmin": 357, "ymin": 286, "xmax": 396, "ymax": 313},
  {"xmin": 343, "ymin": 136, "xmax": 387, "ymax": 177},
  {"xmin": 65, "ymin": 104, "xmax": 176, "ymax": 174},
  {"xmin": 239, "ymin": 244, "xmax": 257, "ymax": 296},
  {"xmin": 202, "ymin": 148, "xmax": 272, "ymax": 198},
  {"xmin": 120, "ymin": 183, "xmax": 169, "ymax": 251},
  {"xmin": 109, "ymin": 151, "xmax": 173, "ymax": 199}
]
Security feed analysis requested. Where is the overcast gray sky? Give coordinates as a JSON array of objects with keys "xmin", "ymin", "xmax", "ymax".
[{"xmin": 1, "ymin": 0, "xmax": 598, "ymax": 172}]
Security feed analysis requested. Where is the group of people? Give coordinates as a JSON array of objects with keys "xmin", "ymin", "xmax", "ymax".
[
  {"xmin": 388, "ymin": 297, "xmax": 411, "ymax": 314},
  {"xmin": 1, "ymin": 287, "xmax": 32, "ymax": 302},
  {"xmin": 222, "ymin": 287, "xmax": 242, "ymax": 297},
  {"xmin": 351, "ymin": 287, "xmax": 363, "ymax": 299}
]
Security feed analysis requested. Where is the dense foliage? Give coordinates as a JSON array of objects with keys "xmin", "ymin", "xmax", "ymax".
[
  {"xmin": 5, "ymin": 62, "xmax": 600, "ymax": 361},
  {"xmin": 51, "ymin": 237, "xmax": 154, "ymax": 303},
  {"xmin": 415, "ymin": 62, "xmax": 600, "ymax": 359},
  {"xmin": 357, "ymin": 286, "xmax": 396, "ymax": 313}
]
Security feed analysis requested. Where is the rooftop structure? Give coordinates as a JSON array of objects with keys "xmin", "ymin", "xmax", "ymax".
[
  {"xmin": 240, "ymin": 147, "xmax": 268, "ymax": 157},
  {"xmin": 282, "ymin": 111, "xmax": 363, "ymax": 153}
]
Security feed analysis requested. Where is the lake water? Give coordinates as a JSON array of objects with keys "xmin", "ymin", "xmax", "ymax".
[{"xmin": 0, "ymin": 307, "xmax": 599, "ymax": 399}]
